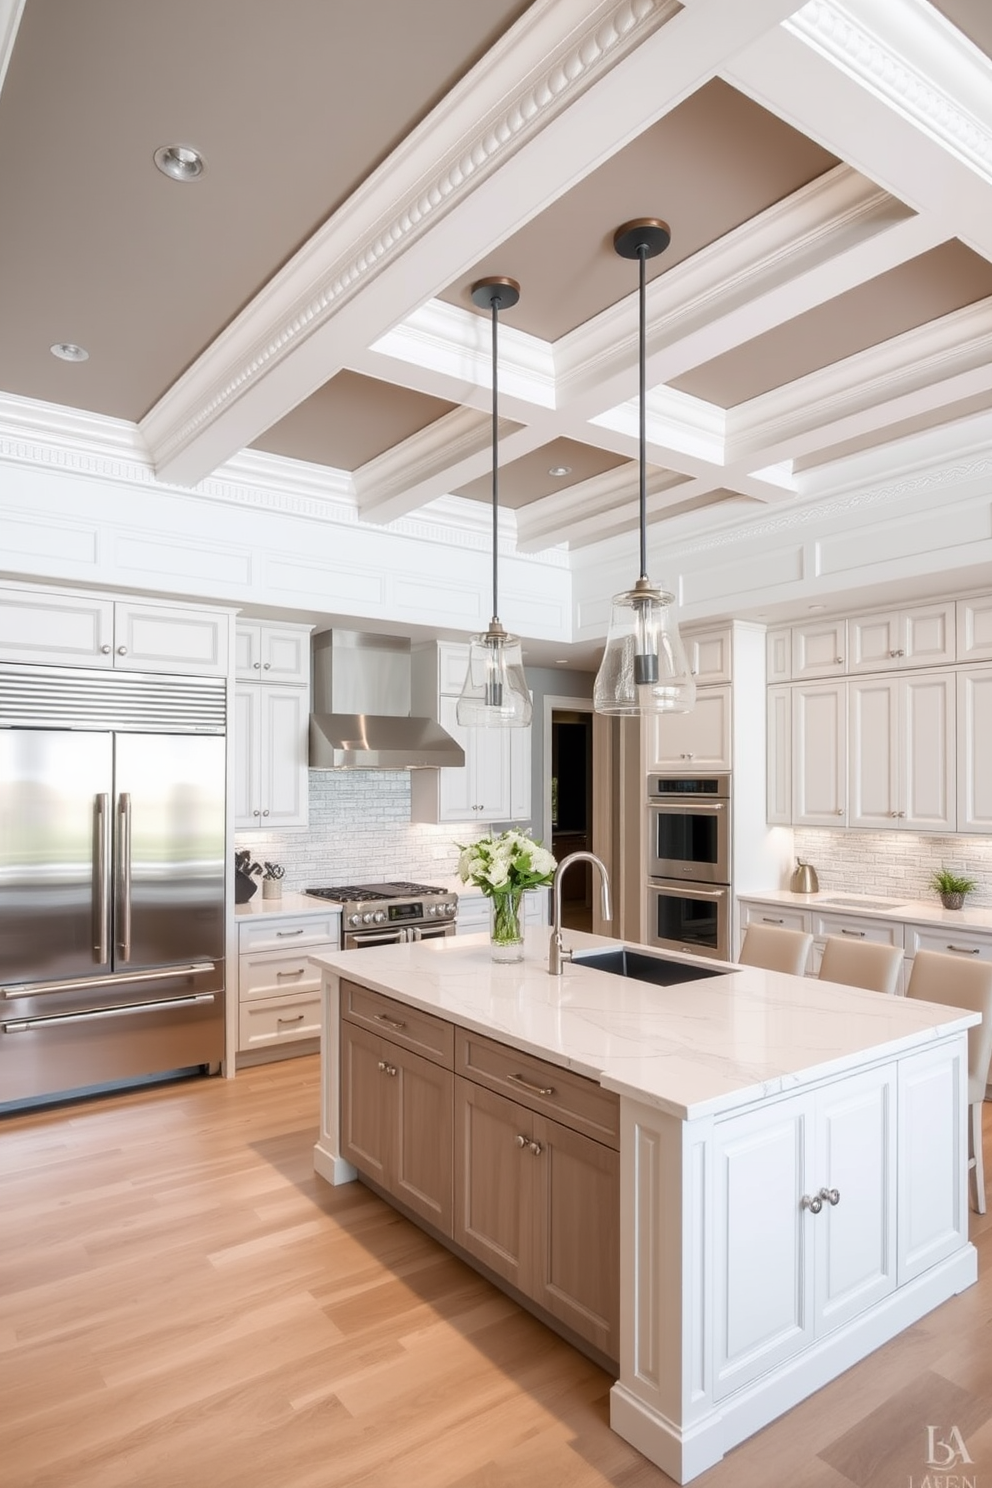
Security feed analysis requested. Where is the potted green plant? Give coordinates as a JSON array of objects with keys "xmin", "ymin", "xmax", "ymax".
[{"xmin": 929, "ymin": 866, "xmax": 978, "ymax": 911}]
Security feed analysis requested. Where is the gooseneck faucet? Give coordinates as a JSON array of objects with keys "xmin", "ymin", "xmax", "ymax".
[{"xmin": 548, "ymin": 851, "xmax": 612, "ymax": 975}]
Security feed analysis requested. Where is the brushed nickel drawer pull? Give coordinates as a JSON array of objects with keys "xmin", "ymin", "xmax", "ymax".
[
  {"xmin": 277, "ymin": 1014, "xmax": 305, "ymax": 1025},
  {"xmin": 515, "ymin": 1133, "xmax": 529, "ymax": 1148},
  {"xmin": 374, "ymin": 1012, "xmax": 406, "ymax": 1030},
  {"xmin": 276, "ymin": 968, "xmax": 306, "ymax": 979},
  {"xmin": 761, "ymin": 917, "xmax": 784, "ymax": 924},
  {"xmin": 527, "ymin": 1140, "xmax": 543, "ymax": 1156},
  {"xmin": 946, "ymin": 945, "xmax": 980, "ymax": 955},
  {"xmin": 377, "ymin": 1061, "xmax": 398, "ymax": 1077},
  {"xmin": 840, "ymin": 928, "xmax": 865, "ymax": 937},
  {"xmin": 276, "ymin": 928, "xmax": 305, "ymax": 937},
  {"xmin": 508, "ymin": 1072, "xmax": 555, "ymax": 1097}
]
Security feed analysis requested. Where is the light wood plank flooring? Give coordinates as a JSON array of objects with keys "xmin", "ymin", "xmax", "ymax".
[{"xmin": 1, "ymin": 1056, "xmax": 990, "ymax": 1488}]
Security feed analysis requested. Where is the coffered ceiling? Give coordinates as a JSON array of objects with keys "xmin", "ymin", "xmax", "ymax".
[{"xmin": 1, "ymin": 0, "xmax": 991, "ymax": 560}]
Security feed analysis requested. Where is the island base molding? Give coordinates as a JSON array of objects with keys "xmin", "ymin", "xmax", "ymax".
[
  {"xmin": 313, "ymin": 1141, "xmax": 356, "ymax": 1187},
  {"xmin": 611, "ymin": 1241, "xmax": 977, "ymax": 1484}
]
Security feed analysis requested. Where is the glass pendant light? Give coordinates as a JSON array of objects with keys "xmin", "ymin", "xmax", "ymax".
[
  {"xmin": 594, "ymin": 220, "xmax": 695, "ymax": 717},
  {"xmin": 456, "ymin": 277, "xmax": 532, "ymax": 729}
]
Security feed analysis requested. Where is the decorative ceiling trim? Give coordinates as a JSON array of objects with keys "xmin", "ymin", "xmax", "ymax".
[
  {"xmin": 786, "ymin": 0, "xmax": 992, "ymax": 185},
  {"xmin": 516, "ymin": 464, "xmax": 684, "ymax": 551},
  {"xmin": 0, "ymin": 0, "xmax": 25, "ymax": 97},
  {"xmin": 353, "ymin": 404, "xmax": 492, "ymax": 521},
  {"xmin": 140, "ymin": 0, "xmax": 679, "ymax": 476}
]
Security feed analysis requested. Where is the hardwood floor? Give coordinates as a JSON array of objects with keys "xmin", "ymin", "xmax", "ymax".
[{"xmin": 1, "ymin": 1056, "xmax": 990, "ymax": 1488}]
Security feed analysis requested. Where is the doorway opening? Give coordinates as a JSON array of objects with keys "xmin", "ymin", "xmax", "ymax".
[{"xmin": 549, "ymin": 707, "xmax": 593, "ymax": 931}]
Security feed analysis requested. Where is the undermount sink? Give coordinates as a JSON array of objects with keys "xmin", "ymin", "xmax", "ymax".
[
  {"xmin": 572, "ymin": 947, "xmax": 730, "ymax": 986},
  {"xmin": 819, "ymin": 896, "xmax": 906, "ymax": 911}
]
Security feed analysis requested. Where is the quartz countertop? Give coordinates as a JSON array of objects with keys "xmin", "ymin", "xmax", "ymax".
[
  {"xmin": 737, "ymin": 887, "xmax": 992, "ymax": 932},
  {"xmin": 312, "ymin": 926, "xmax": 976, "ymax": 1121},
  {"xmin": 235, "ymin": 890, "xmax": 341, "ymax": 919}
]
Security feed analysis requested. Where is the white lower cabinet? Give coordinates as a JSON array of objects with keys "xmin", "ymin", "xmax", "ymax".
[
  {"xmin": 455, "ymin": 889, "xmax": 548, "ymax": 936},
  {"xmin": 712, "ymin": 1063, "xmax": 896, "ymax": 1400},
  {"xmin": 237, "ymin": 912, "xmax": 340, "ymax": 1057}
]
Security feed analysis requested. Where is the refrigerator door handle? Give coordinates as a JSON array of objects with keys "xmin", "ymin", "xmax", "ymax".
[
  {"xmin": 94, "ymin": 793, "xmax": 111, "ymax": 963},
  {"xmin": 3, "ymin": 992, "xmax": 217, "ymax": 1032},
  {"xmin": 116, "ymin": 791, "xmax": 132, "ymax": 963},
  {"xmin": 1, "ymin": 962, "xmax": 217, "ymax": 999}
]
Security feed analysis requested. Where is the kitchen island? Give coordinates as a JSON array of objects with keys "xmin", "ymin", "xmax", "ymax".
[{"xmin": 311, "ymin": 927, "xmax": 978, "ymax": 1483}]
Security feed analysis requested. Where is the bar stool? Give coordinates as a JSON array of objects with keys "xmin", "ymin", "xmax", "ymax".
[
  {"xmin": 817, "ymin": 936, "xmax": 904, "ymax": 996},
  {"xmin": 906, "ymin": 949, "xmax": 992, "ymax": 1215},
  {"xmin": 738, "ymin": 924, "xmax": 813, "ymax": 976}
]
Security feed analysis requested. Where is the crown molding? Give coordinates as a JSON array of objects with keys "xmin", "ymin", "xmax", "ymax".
[
  {"xmin": 787, "ymin": 0, "xmax": 992, "ymax": 185},
  {"xmin": 0, "ymin": 0, "xmax": 24, "ymax": 97},
  {"xmin": 140, "ymin": 0, "xmax": 678, "ymax": 481},
  {"xmin": 353, "ymin": 404, "xmax": 492, "ymax": 522}
]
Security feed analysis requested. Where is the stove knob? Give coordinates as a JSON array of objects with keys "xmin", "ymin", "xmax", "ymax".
[
  {"xmin": 428, "ymin": 905, "xmax": 437, "ymax": 916},
  {"xmin": 362, "ymin": 912, "xmax": 374, "ymax": 924},
  {"xmin": 444, "ymin": 902, "xmax": 455, "ymax": 915},
  {"xmin": 373, "ymin": 911, "xmax": 386, "ymax": 924},
  {"xmin": 348, "ymin": 913, "xmax": 361, "ymax": 926}
]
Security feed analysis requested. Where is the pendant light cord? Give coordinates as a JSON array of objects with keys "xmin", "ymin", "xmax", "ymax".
[
  {"xmin": 490, "ymin": 294, "xmax": 500, "ymax": 628},
  {"xmin": 637, "ymin": 243, "xmax": 648, "ymax": 585}
]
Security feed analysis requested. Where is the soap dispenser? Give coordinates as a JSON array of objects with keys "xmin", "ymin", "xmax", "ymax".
[{"xmin": 790, "ymin": 858, "xmax": 819, "ymax": 894}]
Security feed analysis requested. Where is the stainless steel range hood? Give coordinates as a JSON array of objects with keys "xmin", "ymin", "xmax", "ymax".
[{"xmin": 309, "ymin": 630, "xmax": 465, "ymax": 770}]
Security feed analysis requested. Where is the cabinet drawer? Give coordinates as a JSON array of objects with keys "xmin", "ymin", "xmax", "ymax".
[
  {"xmin": 811, "ymin": 913, "xmax": 902, "ymax": 948},
  {"xmin": 239, "ymin": 948, "xmax": 326, "ymax": 1001},
  {"xmin": 904, "ymin": 924, "xmax": 992, "ymax": 963},
  {"xmin": 455, "ymin": 1030, "xmax": 619, "ymax": 1149},
  {"xmin": 238, "ymin": 991, "xmax": 321, "ymax": 1050},
  {"xmin": 740, "ymin": 902, "xmax": 810, "ymax": 934},
  {"xmin": 342, "ymin": 980, "xmax": 454, "ymax": 1067},
  {"xmin": 238, "ymin": 914, "xmax": 339, "ymax": 953}
]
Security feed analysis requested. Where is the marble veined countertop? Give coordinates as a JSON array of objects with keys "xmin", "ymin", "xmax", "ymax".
[
  {"xmin": 737, "ymin": 887, "xmax": 992, "ymax": 932},
  {"xmin": 235, "ymin": 890, "xmax": 341, "ymax": 919},
  {"xmin": 311, "ymin": 926, "xmax": 976, "ymax": 1121}
]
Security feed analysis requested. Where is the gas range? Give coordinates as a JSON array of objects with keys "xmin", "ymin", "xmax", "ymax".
[{"xmin": 304, "ymin": 881, "xmax": 458, "ymax": 941}]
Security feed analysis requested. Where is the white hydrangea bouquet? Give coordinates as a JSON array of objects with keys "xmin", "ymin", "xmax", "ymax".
[{"xmin": 456, "ymin": 829, "xmax": 557, "ymax": 961}]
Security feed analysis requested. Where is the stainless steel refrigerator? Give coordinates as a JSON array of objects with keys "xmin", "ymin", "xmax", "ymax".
[{"xmin": 0, "ymin": 664, "xmax": 226, "ymax": 1107}]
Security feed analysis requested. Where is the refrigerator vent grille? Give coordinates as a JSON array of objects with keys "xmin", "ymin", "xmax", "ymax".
[{"xmin": 0, "ymin": 666, "xmax": 226, "ymax": 732}]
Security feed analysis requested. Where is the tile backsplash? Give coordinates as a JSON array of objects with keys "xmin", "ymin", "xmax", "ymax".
[
  {"xmin": 792, "ymin": 829, "xmax": 992, "ymax": 908},
  {"xmin": 234, "ymin": 771, "xmax": 492, "ymax": 890}
]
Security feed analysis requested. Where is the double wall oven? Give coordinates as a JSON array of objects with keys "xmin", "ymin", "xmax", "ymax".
[
  {"xmin": 305, "ymin": 882, "xmax": 458, "ymax": 950},
  {"xmin": 646, "ymin": 774, "xmax": 731, "ymax": 961}
]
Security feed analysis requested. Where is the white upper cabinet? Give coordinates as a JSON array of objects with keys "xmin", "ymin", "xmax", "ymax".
[
  {"xmin": 957, "ymin": 595, "xmax": 992, "ymax": 663},
  {"xmin": 957, "ymin": 665, "xmax": 992, "ymax": 834},
  {"xmin": 645, "ymin": 685, "xmax": 731, "ymax": 772},
  {"xmin": 848, "ymin": 673, "xmax": 955, "ymax": 833},
  {"xmin": 0, "ymin": 584, "xmax": 230, "ymax": 675},
  {"xmin": 848, "ymin": 603, "xmax": 955, "ymax": 673},
  {"xmin": 766, "ymin": 627, "xmax": 791, "ymax": 684},
  {"xmin": 685, "ymin": 626, "xmax": 732, "ymax": 685},
  {"xmin": 766, "ymin": 685, "xmax": 792, "ymax": 826},
  {"xmin": 792, "ymin": 682, "xmax": 847, "ymax": 826},
  {"xmin": 235, "ymin": 622, "xmax": 310, "ymax": 684},
  {"xmin": 791, "ymin": 619, "xmax": 847, "ymax": 679}
]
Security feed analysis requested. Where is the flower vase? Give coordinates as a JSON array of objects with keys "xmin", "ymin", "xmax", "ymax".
[{"xmin": 490, "ymin": 889, "xmax": 524, "ymax": 963}]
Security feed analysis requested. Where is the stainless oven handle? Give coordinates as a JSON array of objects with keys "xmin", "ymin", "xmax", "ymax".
[
  {"xmin": 346, "ymin": 929, "xmax": 408, "ymax": 947},
  {"xmin": 651, "ymin": 801, "xmax": 725, "ymax": 813},
  {"xmin": 2, "ymin": 962, "xmax": 216, "ymax": 999},
  {"xmin": 650, "ymin": 883, "xmax": 726, "ymax": 900},
  {"xmin": 3, "ymin": 992, "xmax": 216, "ymax": 1032}
]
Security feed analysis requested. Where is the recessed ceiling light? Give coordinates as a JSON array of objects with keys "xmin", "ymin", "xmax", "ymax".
[
  {"xmin": 808, "ymin": 604, "xmax": 826, "ymax": 612},
  {"xmin": 556, "ymin": 659, "xmax": 569, "ymax": 665},
  {"xmin": 548, "ymin": 465, "xmax": 571, "ymax": 477},
  {"xmin": 50, "ymin": 342, "xmax": 88, "ymax": 362},
  {"xmin": 153, "ymin": 143, "xmax": 205, "ymax": 182}
]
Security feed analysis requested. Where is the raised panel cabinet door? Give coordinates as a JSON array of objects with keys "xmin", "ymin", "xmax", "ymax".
[
  {"xmin": 900, "ymin": 671, "xmax": 954, "ymax": 832},
  {"xmin": 792, "ymin": 682, "xmax": 847, "ymax": 826},
  {"xmin": 259, "ymin": 687, "xmax": 309, "ymax": 828},
  {"xmin": 897, "ymin": 1039, "xmax": 969, "ymax": 1286},
  {"xmin": 509, "ymin": 718, "xmax": 532, "ymax": 821},
  {"xmin": 712, "ymin": 1093, "xmax": 815, "ymax": 1400},
  {"xmin": 233, "ymin": 685, "xmax": 262, "ymax": 830},
  {"xmin": 766, "ymin": 685, "xmax": 792, "ymax": 824},
  {"xmin": 235, "ymin": 623, "xmax": 262, "ymax": 679},
  {"xmin": 957, "ymin": 666, "xmax": 992, "ymax": 832},
  {"xmin": 394, "ymin": 1047, "xmax": 454, "ymax": 1235},
  {"xmin": 848, "ymin": 612, "xmax": 901, "ymax": 673},
  {"xmin": 903, "ymin": 603, "xmax": 955, "ymax": 667},
  {"xmin": 0, "ymin": 588, "xmax": 114, "ymax": 666},
  {"xmin": 534, "ymin": 1114, "xmax": 619, "ymax": 1360},
  {"xmin": 260, "ymin": 625, "xmax": 311, "ymax": 683},
  {"xmin": 473, "ymin": 724, "xmax": 512, "ymax": 820},
  {"xmin": 646, "ymin": 685, "xmax": 731, "ymax": 770},
  {"xmin": 813, "ymin": 1066, "xmax": 896, "ymax": 1335},
  {"xmin": 435, "ymin": 695, "xmax": 475, "ymax": 821},
  {"xmin": 792, "ymin": 620, "xmax": 847, "ymax": 678},
  {"xmin": 848, "ymin": 677, "xmax": 898, "ymax": 828},
  {"xmin": 112, "ymin": 602, "xmax": 229, "ymax": 675},
  {"xmin": 766, "ymin": 627, "xmax": 792, "ymax": 683},
  {"xmin": 957, "ymin": 596, "xmax": 992, "ymax": 663},
  {"xmin": 688, "ymin": 627, "xmax": 732, "ymax": 684},
  {"xmin": 339, "ymin": 1022, "xmax": 393, "ymax": 1188},
  {"xmin": 453, "ymin": 1077, "xmax": 535, "ymax": 1292}
]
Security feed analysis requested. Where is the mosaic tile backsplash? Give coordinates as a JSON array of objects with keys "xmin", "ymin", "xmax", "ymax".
[
  {"xmin": 792, "ymin": 829, "xmax": 992, "ymax": 908},
  {"xmin": 234, "ymin": 771, "xmax": 493, "ymax": 891}
]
